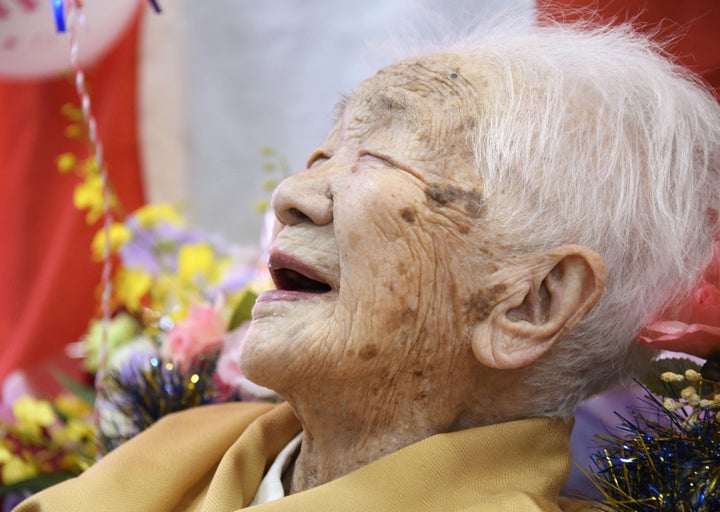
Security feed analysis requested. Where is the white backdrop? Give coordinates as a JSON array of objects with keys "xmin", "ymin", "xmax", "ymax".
[{"xmin": 140, "ymin": 0, "xmax": 534, "ymax": 245}]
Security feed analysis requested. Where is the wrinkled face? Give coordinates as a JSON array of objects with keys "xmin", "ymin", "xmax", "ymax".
[{"xmin": 242, "ymin": 54, "xmax": 507, "ymax": 396}]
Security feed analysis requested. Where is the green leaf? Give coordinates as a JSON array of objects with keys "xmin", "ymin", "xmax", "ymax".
[
  {"xmin": 642, "ymin": 357, "xmax": 703, "ymax": 397},
  {"xmin": 228, "ymin": 291, "xmax": 259, "ymax": 331},
  {"xmin": 0, "ymin": 472, "xmax": 76, "ymax": 496},
  {"xmin": 50, "ymin": 368, "xmax": 96, "ymax": 406}
]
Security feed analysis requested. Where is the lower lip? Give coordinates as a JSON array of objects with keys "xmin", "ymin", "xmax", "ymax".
[
  {"xmin": 254, "ymin": 290, "xmax": 323, "ymax": 303},
  {"xmin": 252, "ymin": 290, "xmax": 327, "ymax": 318}
]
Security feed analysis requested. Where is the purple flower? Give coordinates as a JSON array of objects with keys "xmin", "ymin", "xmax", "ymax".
[{"xmin": 3, "ymin": 490, "xmax": 33, "ymax": 512}]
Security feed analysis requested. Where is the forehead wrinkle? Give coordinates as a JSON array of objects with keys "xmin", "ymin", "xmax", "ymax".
[
  {"xmin": 334, "ymin": 56, "xmax": 485, "ymax": 171},
  {"xmin": 368, "ymin": 91, "xmax": 417, "ymax": 122},
  {"xmin": 374, "ymin": 58, "xmax": 476, "ymax": 103}
]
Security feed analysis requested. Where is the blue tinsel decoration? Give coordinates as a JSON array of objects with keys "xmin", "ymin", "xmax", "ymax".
[
  {"xmin": 588, "ymin": 384, "xmax": 720, "ymax": 511},
  {"xmin": 96, "ymin": 351, "xmax": 241, "ymax": 454}
]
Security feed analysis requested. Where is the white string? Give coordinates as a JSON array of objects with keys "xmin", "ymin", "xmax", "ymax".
[{"xmin": 66, "ymin": 0, "xmax": 113, "ymax": 434}]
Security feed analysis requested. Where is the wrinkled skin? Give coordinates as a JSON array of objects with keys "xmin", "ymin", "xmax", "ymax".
[{"xmin": 242, "ymin": 54, "xmax": 560, "ymax": 492}]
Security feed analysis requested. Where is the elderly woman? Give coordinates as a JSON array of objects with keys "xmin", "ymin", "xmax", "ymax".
[{"xmin": 16, "ymin": 22, "xmax": 720, "ymax": 512}]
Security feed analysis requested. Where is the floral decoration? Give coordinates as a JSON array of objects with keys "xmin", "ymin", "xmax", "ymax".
[
  {"xmin": 590, "ymin": 237, "xmax": 720, "ymax": 511},
  {"xmin": 589, "ymin": 363, "xmax": 720, "ymax": 511},
  {"xmin": 80, "ymin": 197, "xmax": 277, "ymax": 452},
  {"xmin": 0, "ymin": 101, "xmax": 279, "ymax": 507},
  {"xmin": 636, "ymin": 240, "xmax": 720, "ymax": 359},
  {"xmin": 0, "ymin": 377, "xmax": 96, "ymax": 508}
]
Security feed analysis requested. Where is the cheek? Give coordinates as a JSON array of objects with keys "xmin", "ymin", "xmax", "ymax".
[
  {"xmin": 334, "ymin": 178, "xmax": 452, "ymax": 350},
  {"xmin": 336, "ymin": 174, "xmax": 434, "ymax": 297}
]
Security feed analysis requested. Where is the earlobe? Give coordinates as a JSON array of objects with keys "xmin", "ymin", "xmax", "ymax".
[{"xmin": 470, "ymin": 245, "xmax": 606, "ymax": 369}]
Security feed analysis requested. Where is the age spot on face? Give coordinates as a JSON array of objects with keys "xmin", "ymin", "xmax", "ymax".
[
  {"xmin": 346, "ymin": 230, "xmax": 362, "ymax": 250},
  {"xmin": 359, "ymin": 344, "xmax": 378, "ymax": 360},
  {"xmin": 384, "ymin": 307, "xmax": 416, "ymax": 334},
  {"xmin": 465, "ymin": 284, "xmax": 507, "ymax": 323},
  {"xmin": 424, "ymin": 184, "xmax": 484, "ymax": 218},
  {"xmin": 399, "ymin": 207, "xmax": 416, "ymax": 223}
]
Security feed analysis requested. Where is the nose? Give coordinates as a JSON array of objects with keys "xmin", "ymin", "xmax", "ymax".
[{"xmin": 271, "ymin": 168, "xmax": 333, "ymax": 226}]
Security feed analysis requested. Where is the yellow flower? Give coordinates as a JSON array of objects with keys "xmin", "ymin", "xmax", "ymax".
[
  {"xmin": 1, "ymin": 456, "xmax": 37, "ymax": 485},
  {"xmin": 82, "ymin": 312, "xmax": 141, "ymax": 372},
  {"xmin": 663, "ymin": 397, "xmax": 680, "ymax": 412},
  {"xmin": 64, "ymin": 124, "xmax": 82, "ymax": 138},
  {"xmin": 134, "ymin": 203, "xmax": 184, "ymax": 228},
  {"xmin": 0, "ymin": 444, "xmax": 14, "ymax": 464},
  {"xmin": 91, "ymin": 223, "xmax": 132, "ymax": 261},
  {"xmin": 254, "ymin": 199, "xmax": 269, "ymax": 213},
  {"xmin": 56, "ymin": 153, "xmax": 77, "ymax": 173},
  {"xmin": 680, "ymin": 386, "xmax": 700, "ymax": 406},
  {"xmin": 51, "ymin": 418, "xmax": 95, "ymax": 445},
  {"xmin": 684, "ymin": 369, "xmax": 702, "ymax": 382},
  {"xmin": 660, "ymin": 371, "xmax": 684, "ymax": 383},
  {"xmin": 178, "ymin": 243, "xmax": 215, "ymax": 283},
  {"xmin": 169, "ymin": 304, "xmax": 189, "ymax": 323},
  {"xmin": 13, "ymin": 397, "xmax": 57, "ymax": 428},
  {"xmin": 83, "ymin": 156, "xmax": 99, "ymax": 174},
  {"xmin": 148, "ymin": 273, "xmax": 176, "ymax": 307},
  {"xmin": 62, "ymin": 444, "xmax": 96, "ymax": 473},
  {"xmin": 54, "ymin": 393, "xmax": 93, "ymax": 419},
  {"xmin": 115, "ymin": 268, "xmax": 153, "ymax": 312},
  {"xmin": 209, "ymin": 256, "xmax": 232, "ymax": 285},
  {"xmin": 73, "ymin": 174, "xmax": 114, "ymax": 223}
]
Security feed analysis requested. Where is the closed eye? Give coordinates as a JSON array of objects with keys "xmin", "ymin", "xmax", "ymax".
[
  {"xmin": 358, "ymin": 150, "xmax": 423, "ymax": 181},
  {"xmin": 358, "ymin": 150, "xmax": 398, "ymax": 168}
]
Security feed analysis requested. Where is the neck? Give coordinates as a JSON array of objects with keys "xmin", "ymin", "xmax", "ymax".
[
  {"xmin": 284, "ymin": 371, "xmax": 485, "ymax": 494},
  {"xmin": 279, "ymin": 348, "xmax": 527, "ymax": 494}
]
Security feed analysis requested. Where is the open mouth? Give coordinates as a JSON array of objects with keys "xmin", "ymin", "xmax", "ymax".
[{"xmin": 270, "ymin": 267, "xmax": 332, "ymax": 293}]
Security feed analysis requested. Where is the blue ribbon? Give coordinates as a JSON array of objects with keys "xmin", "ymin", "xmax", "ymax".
[{"xmin": 50, "ymin": 0, "xmax": 65, "ymax": 32}]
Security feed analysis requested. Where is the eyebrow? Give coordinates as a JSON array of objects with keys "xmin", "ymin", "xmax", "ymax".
[
  {"xmin": 330, "ymin": 91, "xmax": 416, "ymax": 133},
  {"xmin": 373, "ymin": 93, "xmax": 410, "ymax": 114}
]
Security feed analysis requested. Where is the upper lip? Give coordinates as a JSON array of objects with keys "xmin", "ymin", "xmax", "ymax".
[{"xmin": 267, "ymin": 250, "xmax": 333, "ymax": 293}]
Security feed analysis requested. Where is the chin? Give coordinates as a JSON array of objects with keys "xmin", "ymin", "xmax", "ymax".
[{"xmin": 240, "ymin": 322, "xmax": 296, "ymax": 391}]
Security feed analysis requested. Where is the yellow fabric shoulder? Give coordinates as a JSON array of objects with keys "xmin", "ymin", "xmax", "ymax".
[{"xmin": 15, "ymin": 402, "xmax": 595, "ymax": 512}]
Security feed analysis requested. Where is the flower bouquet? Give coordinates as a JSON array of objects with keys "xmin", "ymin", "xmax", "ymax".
[
  {"xmin": 0, "ymin": 374, "xmax": 96, "ymax": 510},
  {"xmin": 83, "ymin": 202, "xmax": 277, "ymax": 453},
  {"xmin": 53, "ymin": 98, "xmax": 280, "ymax": 454}
]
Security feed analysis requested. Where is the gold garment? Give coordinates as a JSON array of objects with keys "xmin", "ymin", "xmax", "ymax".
[{"xmin": 15, "ymin": 402, "xmax": 594, "ymax": 511}]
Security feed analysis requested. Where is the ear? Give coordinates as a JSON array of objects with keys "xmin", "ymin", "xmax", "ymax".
[{"xmin": 470, "ymin": 245, "xmax": 606, "ymax": 369}]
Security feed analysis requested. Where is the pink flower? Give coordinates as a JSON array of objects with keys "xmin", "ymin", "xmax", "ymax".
[
  {"xmin": 162, "ymin": 304, "xmax": 227, "ymax": 367},
  {"xmin": 636, "ymin": 243, "xmax": 720, "ymax": 359},
  {"xmin": 0, "ymin": 371, "xmax": 34, "ymax": 422}
]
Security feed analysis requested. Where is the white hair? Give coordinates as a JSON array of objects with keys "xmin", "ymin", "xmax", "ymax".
[{"xmin": 405, "ymin": 21, "xmax": 720, "ymax": 417}]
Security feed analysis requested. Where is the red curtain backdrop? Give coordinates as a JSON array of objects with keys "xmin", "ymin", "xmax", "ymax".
[
  {"xmin": 539, "ymin": 0, "xmax": 720, "ymax": 98},
  {"xmin": 0, "ymin": 13, "xmax": 145, "ymax": 391}
]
